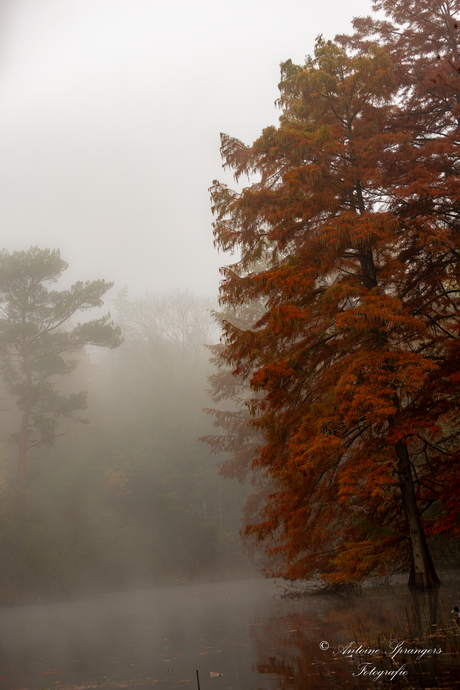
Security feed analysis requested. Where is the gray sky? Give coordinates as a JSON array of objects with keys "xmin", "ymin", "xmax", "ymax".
[{"xmin": 0, "ymin": 0, "xmax": 373, "ymax": 299}]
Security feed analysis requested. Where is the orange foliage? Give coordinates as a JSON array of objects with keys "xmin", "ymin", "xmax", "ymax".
[{"xmin": 206, "ymin": 5, "xmax": 460, "ymax": 586}]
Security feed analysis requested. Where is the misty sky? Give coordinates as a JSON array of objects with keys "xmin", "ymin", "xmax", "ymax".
[{"xmin": 0, "ymin": 0, "xmax": 372, "ymax": 299}]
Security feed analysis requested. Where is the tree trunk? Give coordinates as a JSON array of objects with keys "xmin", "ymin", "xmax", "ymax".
[
  {"xmin": 395, "ymin": 441, "xmax": 440, "ymax": 588},
  {"xmin": 17, "ymin": 401, "xmax": 31, "ymax": 528},
  {"xmin": 17, "ymin": 340, "xmax": 34, "ymax": 528}
]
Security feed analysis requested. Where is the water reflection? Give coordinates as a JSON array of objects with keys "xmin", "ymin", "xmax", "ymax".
[
  {"xmin": 251, "ymin": 583, "xmax": 460, "ymax": 689},
  {"xmin": 0, "ymin": 580, "xmax": 278, "ymax": 690},
  {"xmin": 1, "ymin": 578, "xmax": 460, "ymax": 689}
]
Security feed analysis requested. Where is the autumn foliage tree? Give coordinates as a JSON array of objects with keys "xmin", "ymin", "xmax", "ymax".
[
  {"xmin": 208, "ymin": 10, "xmax": 460, "ymax": 588},
  {"xmin": 337, "ymin": 0, "xmax": 460, "ymax": 560}
]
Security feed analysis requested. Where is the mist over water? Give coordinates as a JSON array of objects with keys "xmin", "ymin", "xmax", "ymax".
[
  {"xmin": 2, "ymin": 577, "xmax": 460, "ymax": 690},
  {"xmin": 1, "ymin": 579, "xmax": 277, "ymax": 690}
]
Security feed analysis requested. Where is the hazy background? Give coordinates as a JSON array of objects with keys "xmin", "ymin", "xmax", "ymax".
[
  {"xmin": 0, "ymin": 0, "xmax": 372, "ymax": 297},
  {"xmin": 0, "ymin": 0, "xmax": 394, "ymax": 605}
]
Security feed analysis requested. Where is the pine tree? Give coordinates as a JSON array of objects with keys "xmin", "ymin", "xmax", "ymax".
[{"xmin": 0, "ymin": 247, "xmax": 122, "ymax": 523}]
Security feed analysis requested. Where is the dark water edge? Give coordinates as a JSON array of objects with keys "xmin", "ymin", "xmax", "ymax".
[{"xmin": 1, "ymin": 574, "xmax": 460, "ymax": 690}]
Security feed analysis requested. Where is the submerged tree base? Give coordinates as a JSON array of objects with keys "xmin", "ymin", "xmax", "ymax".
[{"xmin": 408, "ymin": 571, "xmax": 441, "ymax": 589}]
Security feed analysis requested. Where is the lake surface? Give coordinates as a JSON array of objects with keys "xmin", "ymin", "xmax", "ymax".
[{"xmin": 1, "ymin": 575, "xmax": 460, "ymax": 689}]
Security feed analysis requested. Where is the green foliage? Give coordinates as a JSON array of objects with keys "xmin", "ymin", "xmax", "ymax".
[
  {"xmin": 0, "ymin": 289, "xmax": 254, "ymax": 602},
  {"xmin": 0, "ymin": 246, "xmax": 122, "ymax": 522}
]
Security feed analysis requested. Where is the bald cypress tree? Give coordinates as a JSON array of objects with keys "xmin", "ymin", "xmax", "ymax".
[{"xmin": 209, "ymin": 33, "xmax": 460, "ymax": 588}]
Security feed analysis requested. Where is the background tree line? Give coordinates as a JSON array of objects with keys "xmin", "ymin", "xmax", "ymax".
[{"xmin": 0, "ymin": 249, "xmax": 253, "ymax": 604}]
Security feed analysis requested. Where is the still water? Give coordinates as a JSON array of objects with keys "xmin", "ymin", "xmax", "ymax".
[{"xmin": 1, "ymin": 576, "xmax": 460, "ymax": 690}]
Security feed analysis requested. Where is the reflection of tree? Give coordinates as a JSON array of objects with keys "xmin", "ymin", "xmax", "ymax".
[
  {"xmin": 250, "ymin": 590, "xmax": 460, "ymax": 689},
  {"xmin": 408, "ymin": 586, "xmax": 440, "ymax": 635}
]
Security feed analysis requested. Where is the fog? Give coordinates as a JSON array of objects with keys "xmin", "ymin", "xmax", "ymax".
[
  {"xmin": 2, "ymin": 577, "xmax": 460, "ymax": 689},
  {"xmin": 0, "ymin": 0, "xmax": 374, "ymax": 600},
  {"xmin": 0, "ymin": 580, "xmax": 281, "ymax": 689},
  {"xmin": 0, "ymin": 289, "xmax": 259, "ymax": 601},
  {"xmin": 0, "ymin": 0, "xmax": 371, "ymax": 296},
  {"xmin": 0, "ymin": 2, "xmax": 411, "ymax": 688}
]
